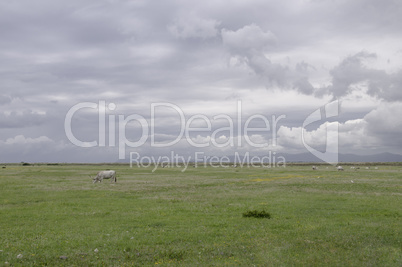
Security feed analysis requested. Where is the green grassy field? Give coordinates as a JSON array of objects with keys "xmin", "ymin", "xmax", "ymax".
[{"xmin": 1, "ymin": 163, "xmax": 401, "ymax": 266}]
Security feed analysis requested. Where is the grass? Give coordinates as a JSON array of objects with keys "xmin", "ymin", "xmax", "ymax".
[{"xmin": 0, "ymin": 163, "xmax": 401, "ymax": 266}]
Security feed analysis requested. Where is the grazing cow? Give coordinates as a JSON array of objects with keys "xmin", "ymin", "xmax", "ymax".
[
  {"xmin": 92, "ymin": 170, "xmax": 117, "ymax": 183},
  {"xmin": 337, "ymin": 166, "xmax": 344, "ymax": 171},
  {"xmin": 312, "ymin": 166, "xmax": 317, "ymax": 170}
]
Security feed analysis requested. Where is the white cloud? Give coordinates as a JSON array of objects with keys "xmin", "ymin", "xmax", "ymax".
[
  {"xmin": 276, "ymin": 123, "xmax": 333, "ymax": 153},
  {"xmin": 365, "ymin": 103, "xmax": 402, "ymax": 134},
  {"xmin": 0, "ymin": 135, "xmax": 67, "ymax": 162},
  {"xmin": 4, "ymin": 135, "xmax": 53, "ymax": 145},
  {"xmin": 337, "ymin": 119, "xmax": 379, "ymax": 151}
]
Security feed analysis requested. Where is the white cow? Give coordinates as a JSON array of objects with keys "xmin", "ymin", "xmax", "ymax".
[
  {"xmin": 92, "ymin": 170, "xmax": 117, "ymax": 183},
  {"xmin": 312, "ymin": 166, "xmax": 317, "ymax": 170},
  {"xmin": 337, "ymin": 166, "xmax": 344, "ymax": 171}
]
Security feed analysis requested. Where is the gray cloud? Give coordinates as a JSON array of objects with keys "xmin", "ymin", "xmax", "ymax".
[
  {"xmin": 0, "ymin": 110, "xmax": 47, "ymax": 128},
  {"xmin": 168, "ymin": 14, "xmax": 220, "ymax": 40},
  {"xmin": 0, "ymin": 95, "xmax": 13, "ymax": 105},
  {"xmin": 317, "ymin": 51, "xmax": 402, "ymax": 101},
  {"xmin": 222, "ymin": 24, "xmax": 306, "ymax": 91},
  {"xmin": 0, "ymin": 0, "xmax": 401, "ymax": 162}
]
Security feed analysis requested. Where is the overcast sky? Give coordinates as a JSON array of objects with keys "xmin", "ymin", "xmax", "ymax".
[{"xmin": 1, "ymin": 0, "xmax": 402, "ymax": 163}]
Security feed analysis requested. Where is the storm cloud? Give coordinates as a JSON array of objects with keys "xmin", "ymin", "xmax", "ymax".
[{"xmin": 0, "ymin": 0, "xmax": 401, "ymax": 163}]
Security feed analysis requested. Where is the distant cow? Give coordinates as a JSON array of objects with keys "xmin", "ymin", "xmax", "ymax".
[
  {"xmin": 337, "ymin": 166, "xmax": 344, "ymax": 171},
  {"xmin": 312, "ymin": 166, "xmax": 317, "ymax": 170},
  {"xmin": 92, "ymin": 170, "xmax": 117, "ymax": 183}
]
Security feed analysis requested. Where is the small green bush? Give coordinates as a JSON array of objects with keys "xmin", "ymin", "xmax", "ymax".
[{"xmin": 242, "ymin": 209, "xmax": 271, "ymax": 219}]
